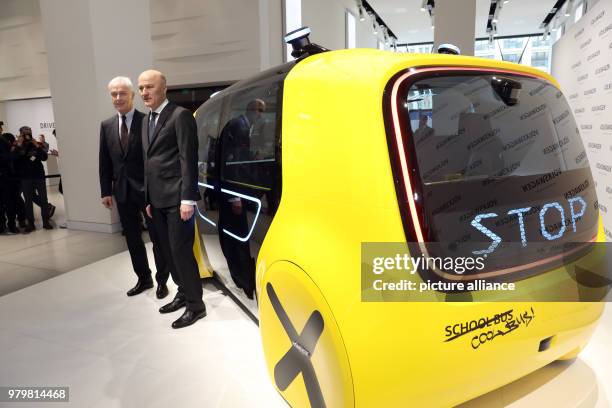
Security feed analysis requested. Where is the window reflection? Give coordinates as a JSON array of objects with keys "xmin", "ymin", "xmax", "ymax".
[{"xmin": 195, "ymin": 65, "xmax": 288, "ymax": 301}]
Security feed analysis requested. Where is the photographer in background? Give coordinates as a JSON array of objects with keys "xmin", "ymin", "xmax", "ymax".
[
  {"xmin": 0, "ymin": 129, "xmax": 19, "ymax": 234},
  {"xmin": 37, "ymin": 133, "xmax": 56, "ymax": 218},
  {"xmin": 2, "ymin": 133, "xmax": 27, "ymax": 230},
  {"xmin": 37, "ymin": 134, "xmax": 50, "ymax": 153},
  {"xmin": 13, "ymin": 126, "xmax": 53, "ymax": 232}
]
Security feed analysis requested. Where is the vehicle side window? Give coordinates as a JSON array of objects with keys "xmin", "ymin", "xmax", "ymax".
[
  {"xmin": 196, "ymin": 98, "xmax": 223, "ymax": 182},
  {"xmin": 219, "ymin": 83, "xmax": 280, "ymax": 191}
]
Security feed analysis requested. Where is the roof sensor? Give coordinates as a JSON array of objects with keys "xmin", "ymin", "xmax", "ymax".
[
  {"xmin": 437, "ymin": 43, "xmax": 461, "ymax": 55},
  {"xmin": 284, "ymin": 26, "xmax": 329, "ymax": 59}
]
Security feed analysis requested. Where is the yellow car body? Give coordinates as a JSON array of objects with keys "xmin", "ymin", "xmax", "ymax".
[{"xmin": 196, "ymin": 49, "xmax": 606, "ymax": 407}]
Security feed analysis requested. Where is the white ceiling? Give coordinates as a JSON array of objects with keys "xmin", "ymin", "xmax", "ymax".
[
  {"xmin": 368, "ymin": 0, "xmax": 556, "ymax": 43},
  {"xmin": 0, "ymin": 0, "xmax": 558, "ymax": 101}
]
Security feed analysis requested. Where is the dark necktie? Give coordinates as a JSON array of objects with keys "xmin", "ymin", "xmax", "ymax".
[
  {"xmin": 120, "ymin": 115, "xmax": 129, "ymax": 152},
  {"xmin": 148, "ymin": 111, "xmax": 158, "ymax": 143}
]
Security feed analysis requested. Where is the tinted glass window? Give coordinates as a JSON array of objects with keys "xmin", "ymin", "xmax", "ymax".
[
  {"xmin": 401, "ymin": 73, "xmax": 597, "ymax": 278},
  {"xmin": 196, "ymin": 97, "xmax": 223, "ymax": 182},
  {"xmin": 220, "ymin": 83, "xmax": 281, "ymax": 191},
  {"xmin": 194, "ymin": 62, "xmax": 291, "ymax": 308}
]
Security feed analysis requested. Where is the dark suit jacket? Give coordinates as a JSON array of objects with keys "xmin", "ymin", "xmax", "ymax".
[
  {"xmin": 14, "ymin": 142, "xmax": 48, "ymax": 179},
  {"xmin": 99, "ymin": 110, "xmax": 146, "ymax": 204},
  {"xmin": 142, "ymin": 103, "xmax": 199, "ymax": 208}
]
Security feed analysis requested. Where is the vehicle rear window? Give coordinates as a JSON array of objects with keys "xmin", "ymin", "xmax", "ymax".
[{"xmin": 394, "ymin": 72, "xmax": 598, "ymax": 280}]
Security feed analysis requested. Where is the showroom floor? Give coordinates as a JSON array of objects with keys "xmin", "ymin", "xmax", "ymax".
[
  {"xmin": 0, "ymin": 248, "xmax": 288, "ymax": 408},
  {"xmin": 0, "ymin": 189, "xmax": 610, "ymax": 407},
  {"xmin": 0, "ymin": 187, "xmax": 128, "ymax": 296}
]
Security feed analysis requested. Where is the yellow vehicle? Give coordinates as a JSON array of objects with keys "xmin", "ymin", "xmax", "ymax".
[{"xmin": 194, "ymin": 30, "xmax": 607, "ymax": 407}]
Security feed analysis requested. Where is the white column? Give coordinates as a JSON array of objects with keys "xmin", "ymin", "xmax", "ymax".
[
  {"xmin": 433, "ymin": 0, "xmax": 477, "ymax": 56},
  {"xmin": 259, "ymin": 0, "xmax": 284, "ymax": 70},
  {"xmin": 39, "ymin": 0, "xmax": 153, "ymax": 232}
]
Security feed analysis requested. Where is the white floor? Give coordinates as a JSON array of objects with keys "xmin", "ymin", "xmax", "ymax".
[
  {"xmin": 0, "ymin": 187, "xmax": 610, "ymax": 407},
  {"xmin": 0, "ymin": 245, "xmax": 288, "ymax": 408},
  {"xmin": 0, "ymin": 246, "xmax": 610, "ymax": 408},
  {"xmin": 0, "ymin": 187, "xmax": 128, "ymax": 297}
]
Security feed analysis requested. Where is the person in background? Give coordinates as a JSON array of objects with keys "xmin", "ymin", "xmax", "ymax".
[
  {"xmin": 413, "ymin": 114, "xmax": 434, "ymax": 143},
  {"xmin": 37, "ymin": 134, "xmax": 56, "ymax": 218},
  {"xmin": 51, "ymin": 129, "xmax": 62, "ymax": 195},
  {"xmin": 49, "ymin": 129, "xmax": 66, "ymax": 229},
  {"xmin": 38, "ymin": 134, "xmax": 50, "ymax": 153},
  {"xmin": 0, "ymin": 131, "xmax": 18, "ymax": 234},
  {"xmin": 2, "ymin": 133, "xmax": 26, "ymax": 230},
  {"xmin": 13, "ymin": 126, "xmax": 53, "ymax": 232}
]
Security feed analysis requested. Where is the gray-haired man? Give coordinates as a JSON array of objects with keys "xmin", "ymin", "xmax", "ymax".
[{"xmin": 99, "ymin": 76, "xmax": 169, "ymax": 298}]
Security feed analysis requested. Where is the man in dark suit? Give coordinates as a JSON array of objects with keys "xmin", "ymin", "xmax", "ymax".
[
  {"xmin": 138, "ymin": 69, "xmax": 205, "ymax": 329},
  {"xmin": 99, "ymin": 76, "xmax": 169, "ymax": 299}
]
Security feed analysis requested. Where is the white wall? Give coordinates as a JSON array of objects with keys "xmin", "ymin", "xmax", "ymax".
[
  {"xmin": 298, "ymin": 0, "xmax": 383, "ymax": 53},
  {"xmin": 259, "ymin": 0, "xmax": 284, "ymax": 71},
  {"xmin": 356, "ymin": 14, "xmax": 380, "ymax": 49},
  {"xmin": 1, "ymin": 0, "xmax": 284, "ymax": 101},
  {"xmin": 4, "ymin": 98, "xmax": 56, "ymax": 148},
  {"xmin": 1, "ymin": 0, "xmax": 386, "ymax": 97},
  {"xmin": 302, "ymin": 0, "xmax": 346, "ymax": 51},
  {"xmin": 0, "ymin": 0, "xmax": 49, "ymax": 100},
  {"xmin": 552, "ymin": 0, "xmax": 612, "ymax": 240},
  {"xmin": 0, "ymin": 102, "xmax": 6, "ymax": 126},
  {"xmin": 151, "ymin": 0, "xmax": 283, "ymax": 86},
  {"xmin": 4, "ymin": 97, "xmax": 59, "ymax": 185},
  {"xmin": 433, "ymin": 0, "xmax": 476, "ymax": 56}
]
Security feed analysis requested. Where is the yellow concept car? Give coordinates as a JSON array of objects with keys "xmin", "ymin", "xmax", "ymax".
[{"xmin": 194, "ymin": 31, "xmax": 607, "ymax": 407}]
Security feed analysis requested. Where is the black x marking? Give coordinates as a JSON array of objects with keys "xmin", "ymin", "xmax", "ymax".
[{"xmin": 266, "ymin": 283, "xmax": 326, "ymax": 408}]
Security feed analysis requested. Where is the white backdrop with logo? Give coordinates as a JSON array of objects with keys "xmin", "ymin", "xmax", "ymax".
[
  {"xmin": 4, "ymin": 97, "xmax": 60, "ymax": 185},
  {"xmin": 552, "ymin": 0, "xmax": 612, "ymax": 241}
]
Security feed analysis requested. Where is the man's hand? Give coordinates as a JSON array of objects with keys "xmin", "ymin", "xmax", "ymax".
[
  {"xmin": 101, "ymin": 196, "xmax": 112, "ymax": 209},
  {"xmin": 146, "ymin": 204, "xmax": 153, "ymax": 218},
  {"xmin": 180, "ymin": 203, "xmax": 195, "ymax": 221}
]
